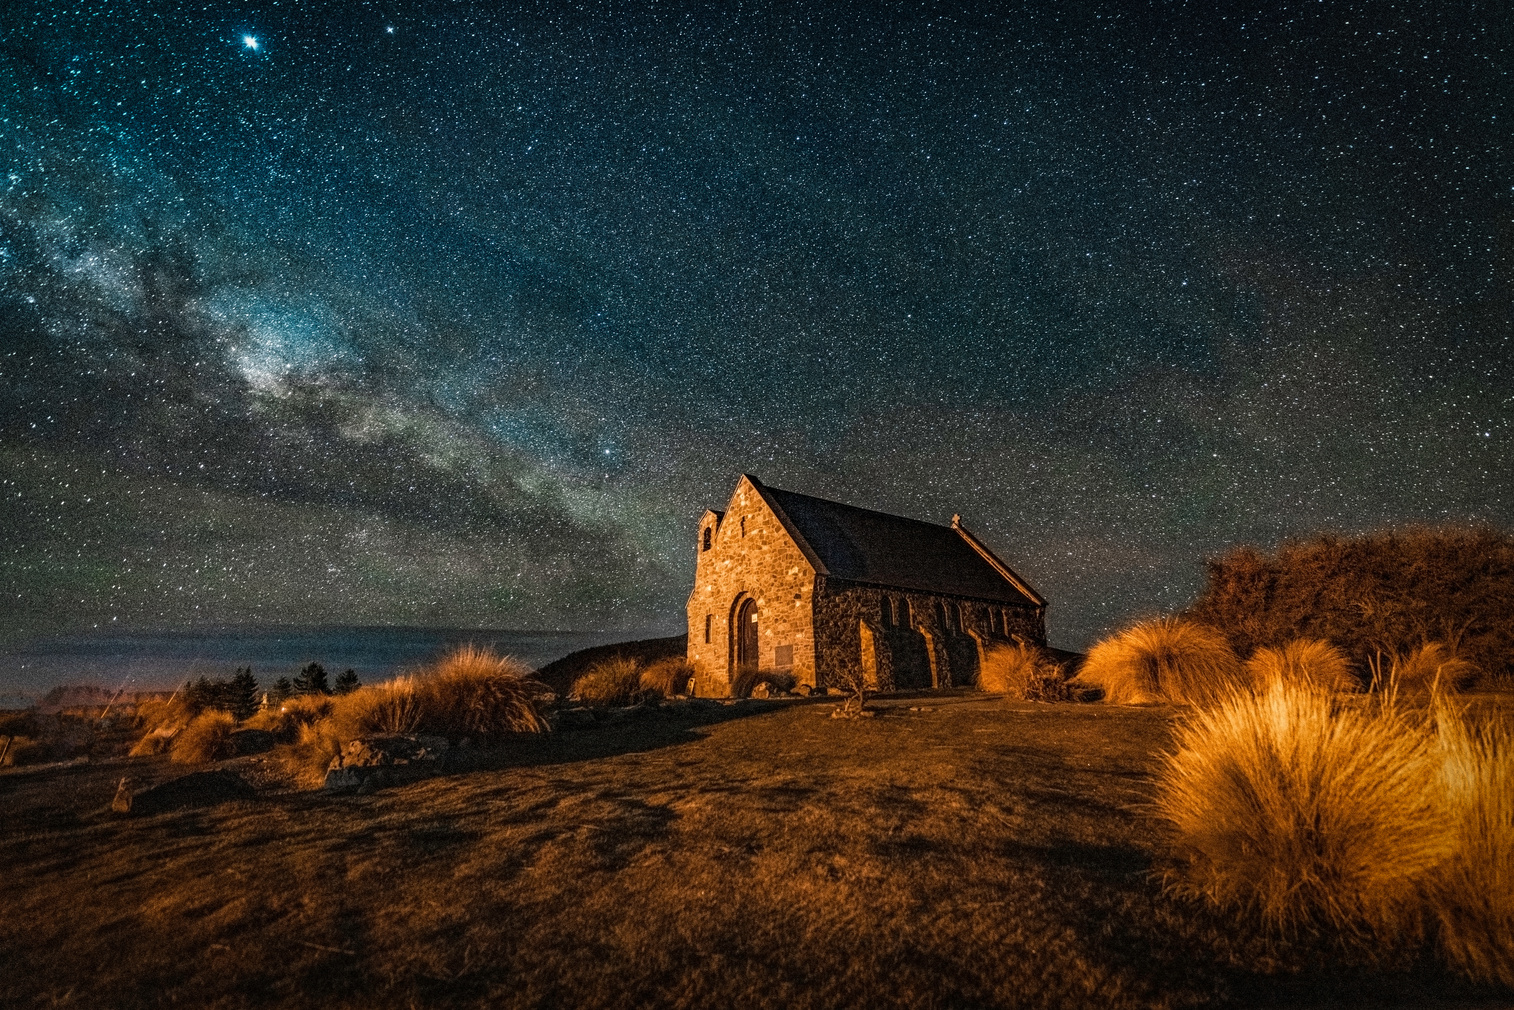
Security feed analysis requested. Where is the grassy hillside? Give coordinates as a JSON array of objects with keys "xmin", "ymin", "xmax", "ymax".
[{"xmin": 2, "ymin": 693, "xmax": 1506, "ymax": 1009}]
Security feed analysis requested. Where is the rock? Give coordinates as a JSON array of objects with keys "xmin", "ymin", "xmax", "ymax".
[
  {"xmin": 750, "ymin": 683, "xmax": 772, "ymax": 699},
  {"xmin": 111, "ymin": 777, "xmax": 136, "ymax": 814},
  {"xmin": 323, "ymin": 734, "xmax": 450, "ymax": 793},
  {"xmin": 793, "ymin": 684, "xmax": 813, "ymax": 698},
  {"xmin": 825, "ymin": 687, "xmax": 845, "ymax": 696},
  {"xmin": 119, "ymin": 770, "xmax": 256, "ymax": 816}
]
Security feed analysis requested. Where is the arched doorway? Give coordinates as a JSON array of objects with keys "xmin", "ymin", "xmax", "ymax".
[{"xmin": 735, "ymin": 598, "xmax": 759, "ymax": 675}]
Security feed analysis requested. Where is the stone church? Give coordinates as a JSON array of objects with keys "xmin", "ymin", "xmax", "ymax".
[{"xmin": 686, "ymin": 475, "xmax": 1047, "ymax": 697}]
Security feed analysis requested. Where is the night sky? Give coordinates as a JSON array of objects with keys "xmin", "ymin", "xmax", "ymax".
[{"xmin": 1, "ymin": 3, "xmax": 1509, "ymax": 650}]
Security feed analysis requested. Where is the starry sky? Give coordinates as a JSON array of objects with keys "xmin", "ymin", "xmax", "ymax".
[{"xmin": 1, "ymin": 2, "xmax": 1509, "ymax": 650}]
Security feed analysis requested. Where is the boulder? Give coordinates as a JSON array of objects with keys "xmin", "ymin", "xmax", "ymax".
[
  {"xmin": 115, "ymin": 770, "xmax": 256, "ymax": 815},
  {"xmin": 323, "ymin": 734, "xmax": 450, "ymax": 793}
]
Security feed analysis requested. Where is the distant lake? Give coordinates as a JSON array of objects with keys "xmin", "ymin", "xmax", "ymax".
[{"xmin": 0, "ymin": 625, "xmax": 650, "ymax": 707}]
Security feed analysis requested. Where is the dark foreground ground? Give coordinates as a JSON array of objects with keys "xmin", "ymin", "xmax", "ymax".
[{"xmin": 2, "ymin": 693, "xmax": 1508, "ymax": 1010}]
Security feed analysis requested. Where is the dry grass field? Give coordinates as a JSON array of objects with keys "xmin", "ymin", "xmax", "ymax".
[{"xmin": 2, "ymin": 693, "xmax": 1509, "ymax": 1010}]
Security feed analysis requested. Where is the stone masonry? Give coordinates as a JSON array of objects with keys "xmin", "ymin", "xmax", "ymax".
[{"xmin": 686, "ymin": 475, "xmax": 1048, "ymax": 698}]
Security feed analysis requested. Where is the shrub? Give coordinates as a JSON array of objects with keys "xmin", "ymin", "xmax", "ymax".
[
  {"xmin": 1152, "ymin": 679, "xmax": 1451, "ymax": 941},
  {"xmin": 1385, "ymin": 642, "xmax": 1478, "ymax": 696},
  {"xmin": 1072, "ymin": 617, "xmax": 1244, "ymax": 705},
  {"xmin": 1244, "ymin": 639, "xmax": 1358, "ymax": 694},
  {"xmin": 573, "ymin": 657, "xmax": 646, "ymax": 707},
  {"xmin": 639, "ymin": 657, "xmax": 692, "ymax": 698},
  {"xmin": 1427, "ymin": 703, "xmax": 1514, "ymax": 987},
  {"xmin": 978, "ymin": 642, "xmax": 1070, "ymax": 700},
  {"xmin": 1190, "ymin": 528, "xmax": 1514, "ymax": 682},
  {"xmin": 170, "ymin": 710, "xmax": 238, "ymax": 765}
]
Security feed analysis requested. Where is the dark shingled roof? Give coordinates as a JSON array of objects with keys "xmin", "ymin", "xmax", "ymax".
[{"xmin": 752, "ymin": 480, "xmax": 1043, "ymax": 607}]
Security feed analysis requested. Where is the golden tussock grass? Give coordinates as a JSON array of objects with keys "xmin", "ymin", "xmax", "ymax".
[
  {"xmin": 1153, "ymin": 680, "xmax": 1448, "ymax": 940},
  {"xmin": 572, "ymin": 656, "xmax": 645, "ymax": 706},
  {"xmin": 271, "ymin": 646, "xmax": 549, "ymax": 785},
  {"xmin": 1386, "ymin": 642, "xmax": 1478, "ymax": 695},
  {"xmin": 169, "ymin": 710, "xmax": 238, "ymax": 765},
  {"xmin": 1155, "ymin": 678, "xmax": 1514, "ymax": 982},
  {"xmin": 638, "ymin": 657, "xmax": 692, "ymax": 698},
  {"xmin": 1244, "ymin": 638, "xmax": 1358, "ymax": 694},
  {"xmin": 1428, "ymin": 702, "xmax": 1514, "ymax": 987},
  {"xmin": 977, "ymin": 642, "xmax": 1070, "ymax": 700},
  {"xmin": 1073, "ymin": 616, "xmax": 1243, "ymax": 705}
]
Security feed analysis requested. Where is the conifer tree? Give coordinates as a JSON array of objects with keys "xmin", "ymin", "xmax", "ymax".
[
  {"xmin": 228, "ymin": 668, "xmax": 260, "ymax": 720},
  {"xmin": 270, "ymin": 677, "xmax": 294, "ymax": 704},
  {"xmin": 334, "ymin": 669, "xmax": 360, "ymax": 695},
  {"xmin": 292, "ymin": 662, "xmax": 331, "ymax": 696}
]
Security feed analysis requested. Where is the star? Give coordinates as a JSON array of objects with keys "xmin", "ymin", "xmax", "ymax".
[{"xmin": 243, "ymin": 35, "xmax": 258, "ymax": 50}]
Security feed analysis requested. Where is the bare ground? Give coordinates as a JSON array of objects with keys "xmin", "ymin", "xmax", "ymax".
[{"xmin": 1, "ymin": 693, "xmax": 1507, "ymax": 1009}]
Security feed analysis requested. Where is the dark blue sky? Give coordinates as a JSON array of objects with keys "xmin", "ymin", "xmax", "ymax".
[{"xmin": 2, "ymin": 2, "xmax": 1509, "ymax": 649}]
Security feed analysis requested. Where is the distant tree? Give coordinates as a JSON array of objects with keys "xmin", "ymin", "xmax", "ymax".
[
  {"xmin": 227, "ymin": 668, "xmax": 260, "ymax": 721},
  {"xmin": 334, "ymin": 669, "xmax": 361, "ymax": 695},
  {"xmin": 269, "ymin": 677, "xmax": 294, "ymax": 705},
  {"xmin": 182, "ymin": 676, "xmax": 219, "ymax": 715},
  {"xmin": 292, "ymin": 662, "xmax": 331, "ymax": 696}
]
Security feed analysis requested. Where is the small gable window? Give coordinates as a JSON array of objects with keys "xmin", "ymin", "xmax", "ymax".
[{"xmin": 702, "ymin": 527, "xmax": 712, "ymax": 551}]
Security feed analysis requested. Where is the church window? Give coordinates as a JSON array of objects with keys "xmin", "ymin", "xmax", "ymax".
[
  {"xmin": 740, "ymin": 516, "xmax": 746, "ymax": 536},
  {"xmin": 702, "ymin": 527, "xmax": 711, "ymax": 551},
  {"xmin": 899, "ymin": 597, "xmax": 912, "ymax": 628},
  {"xmin": 704, "ymin": 614, "xmax": 712, "ymax": 643},
  {"xmin": 881, "ymin": 596, "xmax": 894, "ymax": 628}
]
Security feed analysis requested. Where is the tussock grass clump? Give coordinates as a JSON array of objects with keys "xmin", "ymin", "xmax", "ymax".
[
  {"xmin": 1244, "ymin": 639, "xmax": 1358, "ymax": 694},
  {"xmin": 639, "ymin": 657, "xmax": 692, "ymax": 698},
  {"xmin": 978, "ymin": 643, "xmax": 1071, "ymax": 701},
  {"xmin": 1429, "ymin": 705, "xmax": 1514, "ymax": 987},
  {"xmin": 1074, "ymin": 617, "xmax": 1244, "ymax": 705},
  {"xmin": 244, "ymin": 692, "xmax": 334, "ymax": 741},
  {"xmin": 1386, "ymin": 642, "xmax": 1478, "ymax": 696},
  {"xmin": 573, "ymin": 657, "xmax": 646, "ymax": 706},
  {"xmin": 1153, "ymin": 680, "xmax": 1450, "ymax": 940},
  {"xmin": 406, "ymin": 645, "xmax": 549, "ymax": 738},
  {"xmin": 169, "ymin": 710, "xmax": 238, "ymax": 765}
]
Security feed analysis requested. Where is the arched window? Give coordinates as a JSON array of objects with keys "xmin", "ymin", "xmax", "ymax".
[
  {"xmin": 899, "ymin": 597, "xmax": 912, "ymax": 629},
  {"xmin": 702, "ymin": 526, "xmax": 712, "ymax": 551},
  {"xmin": 934, "ymin": 600, "xmax": 947, "ymax": 632},
  {"xmin": 704, "ymin": 613, "xmax": 712, "ymax": 643},
  {"xmin": 881, "ymin": 596, "xmax": 894, "ymax": 628}
]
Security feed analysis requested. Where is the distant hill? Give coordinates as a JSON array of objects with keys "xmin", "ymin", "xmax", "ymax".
[{"xmin": 535, "ymin": 635, "xmax": 687, "ymax": 696}]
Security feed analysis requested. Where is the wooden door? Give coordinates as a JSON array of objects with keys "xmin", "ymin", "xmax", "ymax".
[{"xmin": 736, "ymin": 598, "xmax": 759, "ymax": 672}]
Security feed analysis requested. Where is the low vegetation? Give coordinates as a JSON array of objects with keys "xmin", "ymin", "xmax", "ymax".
[
  {"xmin": 169, "ymin": 710, "xmax": 237, "ymax": 764},
  {"xmin": 1071, "ymin": 617, "xmax": 1244, "ymax": 705},
  {"xmin": 977, "ymin": 642, "xmax": 1072, "ymax": 701},
  {"xmin": 1242, "ymin": 638, "xmax": 1358, "ymax": 694},
  {"xmin": 1153, "ymin": 671, "xmax": 1514, "ymax": 985},
  {"xmin": 572, "ymin": 656, "xmax": 647, "ymax": 706},
  {"xmin": 1428, "ymin": 705, "xmax": 1514, "ymax": 988}
]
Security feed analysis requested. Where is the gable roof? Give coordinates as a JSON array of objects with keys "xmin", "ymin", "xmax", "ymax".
[{"xmin": 745, "ymin": 476, "xmax": 1045, "ymax": 608}]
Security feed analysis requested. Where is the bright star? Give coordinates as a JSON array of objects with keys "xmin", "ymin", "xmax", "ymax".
[
  {"xmin": 243, "ymin": 35, "xmax": 258, "ymax": 50},
  {"xmin": 385, "ymin": 26, "xmax": 395, "ymax": 34}
]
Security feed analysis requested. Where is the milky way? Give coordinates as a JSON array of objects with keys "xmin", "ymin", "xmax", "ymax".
[{"xmin": 1, "ymin": 3, "xmax": 1509, "ymax": 649}]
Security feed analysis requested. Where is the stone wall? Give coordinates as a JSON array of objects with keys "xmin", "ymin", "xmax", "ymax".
[
  {"xmin": 685, "ymin": 476, "xmax": 819, "ymax": 697},
  {"xmin": 812, "ymin": 578, "xmax": 1045, "ymax": 691}
]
